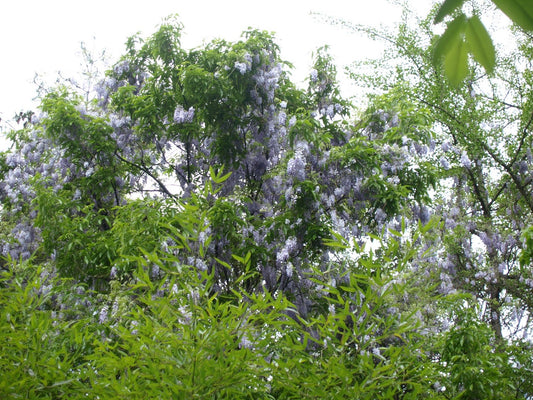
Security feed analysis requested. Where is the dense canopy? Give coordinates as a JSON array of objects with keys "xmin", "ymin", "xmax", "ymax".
[{"xmin": 1, "ymin": 4, "xmax": 533, "ymax": 399}]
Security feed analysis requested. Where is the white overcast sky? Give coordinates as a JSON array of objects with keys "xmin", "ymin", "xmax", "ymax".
[{"xmin": 0, "ymin": 0, "xmax": 432, "ymax": 135}]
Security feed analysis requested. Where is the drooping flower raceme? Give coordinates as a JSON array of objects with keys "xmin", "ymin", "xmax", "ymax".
[
  {"xmin": 173, "ymin": 105, "xmax": 195, "ymax": 124},
  {"xmin": 287, "ymin": 152, "xmax": 306, "ymax": 181}
]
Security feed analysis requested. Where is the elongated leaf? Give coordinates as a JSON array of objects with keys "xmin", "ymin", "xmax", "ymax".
[
  {"xmin": 434, "ymin": 0, "xmax": 467, "ymax": 23},
  {"xmin": 492, "ymin": 0, "xmax": 533, "ymax": 31},
  {"xmin": 432, "ymin": 14, "xmax": 467, "ymax": 67},
  {"xmin": 444, "ymin": 38, "xmax": 469, "ymax": 86},
  {"xmin": 465, "ymin": 15, "xmax": 496, "ymax": 73}
]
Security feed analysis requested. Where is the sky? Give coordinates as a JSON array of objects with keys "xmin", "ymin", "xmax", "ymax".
[{"xmin": 0, "ymin": 0, "xmax": 432, "ymax": 139}]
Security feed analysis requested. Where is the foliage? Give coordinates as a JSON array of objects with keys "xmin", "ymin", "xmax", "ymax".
[
  {"xmin": 1, "ymin": 10, "xmax": 533, "ymax": 399},
  {"xmin": 0, "ymin": 18, "xmax": 435, "ymax": 312},
  {"xmin": 331, "ymin": 2, "xmax": 533, "ymax": 397},
  {"xmin": 343, "ymin": 0, "xmax": 533, "ymax": 342},
  {"xmin": 0, "ymin": 225, "xmax": 482, "ymax": 399},
  {"xmin": 440, "ymin": 300, "xmax": 513, "ymax": 398},
  {"xmin": 432, "ymin": 0, "xmax": 533, "ymax": 85},
  {"xmin": 0, "ymin": 263, "xmax": 96, "ymax": 399}
]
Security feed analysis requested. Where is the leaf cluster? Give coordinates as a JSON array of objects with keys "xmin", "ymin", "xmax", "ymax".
[{"xmin": 432, "ymin": 0, "xmax": 533, "ymax": 85}]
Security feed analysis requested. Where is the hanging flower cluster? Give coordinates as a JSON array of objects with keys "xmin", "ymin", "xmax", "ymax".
[{"xmin": 0, "ymin": 22, "xmax": 435, "ymax": 317}]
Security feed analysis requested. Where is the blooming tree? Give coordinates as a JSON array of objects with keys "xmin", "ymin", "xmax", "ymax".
[
  {"xmin": 0, "ymin": 12, "xmax": 531, "ymax": 399},
  {"xmin": 340, "ymin": 2, "xmax": 533, "ymax": 396},
  {"xmin": 0, "ymin": 18, "xmax": 432, "ymax": 308}
]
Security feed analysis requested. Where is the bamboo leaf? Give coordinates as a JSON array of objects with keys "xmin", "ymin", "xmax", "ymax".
[
  {"xmin": 444, "ymin": 37, "xmax": 469, "ymax": 86},
  {"xmin": 492, "ymin": 0, "xmax": 533, "ymax": 31},
  {"xmin": 388, "ymin": 228, "xmax": 402, "ymax": 237},
  {"xmin": 432, "ymin": 14, "xmax": 468, "ymax": 67},
  {"xmin": 465, "ymin": 15, "xmax": 496, "ymax": 73},
  {"xmin": 215, "ymin": 257, "xmax": 232, "ymax": 270},
  {"xmin": 434, "ymin": 0, "xmax": 467, "ymax": 23}
]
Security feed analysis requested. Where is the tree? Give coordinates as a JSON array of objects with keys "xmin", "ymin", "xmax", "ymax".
[
  {"xmin": 0, "ymin": 16, "xmax": 433, "ymax": 308},
  {"xmin": 340, "ymin": 3, "xmax": 533, "ymax": 396},
  {"xmin": 1, "ymin": 12, "xmax": 530, "ymax": 399}
]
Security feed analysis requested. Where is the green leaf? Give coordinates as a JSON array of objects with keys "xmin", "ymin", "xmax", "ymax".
[
  {"xmin": 388, "ymin": 228, "xmax": 402, "ymax": 237},
  {"xmin": 215, "ymin": 257, "xmax": 232, "ymax": 270},
  {"xmin": 444, "ymin": 37, "xmax": 469, "ymax": 86},
  {"xmin": 465, "ymin": 15, "xmax": 496, "ymax": 73},
  {"xmin": 209, "ymin": 166, "xmax": 232, "ymax": 184},
  {"xmin": 434, "ymin": 0, "xmax": 467, "ymax": 23},
  {"xmin": 492, "ymin": 0, "xmax": 533, "ymax": 31},
  {"xmin": 432, "ymin": 14, "xmax": 468, "ymax": 67}
]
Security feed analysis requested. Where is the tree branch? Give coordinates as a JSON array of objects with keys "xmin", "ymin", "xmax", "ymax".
[{"xmin": 114, "ymin": 151, "xmax": 177, "ymax": 200}]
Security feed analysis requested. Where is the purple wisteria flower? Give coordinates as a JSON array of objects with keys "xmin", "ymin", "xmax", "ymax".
[
  {"xmin": 460, "ymin": 151, "xmax": 471, "ymax": 169},
  {"xmin": 287, "ymin": 153, "xmax": 306, "ymax": 181},
  {"xmin": 114, "ymin": 60, "xmax": 130, "ymax": 75},
  {"xmin": 234, "ymin": 62, "xmax": 249, "ymax": 75},
  {"xmin": 173, "ymin": 105, "xmax": 195, "ymax": 124}
]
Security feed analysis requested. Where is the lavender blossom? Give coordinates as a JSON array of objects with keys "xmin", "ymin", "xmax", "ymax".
[
  {"xmin": 98, "ymin": 305, "xmax": 109, "ymax": 324},
  {"xmin": 289, "ymin": 116, "xmax": 297, "ymax": 127},
  {"xmin": 460, "ymin": 151, "xmax": 471, "ymax": 169},
  {"xmin": 278, "ymin": 111, "xmax": 287, "ymax": 126},
  {"xmin": 234, "ymin": 61, "xmax": 249, "ymax": 75},
  {"xmin": 286, "ymin": 262, "xmax": 294, "ymax": 278},
  {"xmin": 326, "ymin": 104, "xmax": 335, "ymax": 119},
  {"xmin": 173, "ymin": 105, "xmax": 195, "ymax": 124},
  {"xmin": 113, "ymin": 60, "xmax": 130, "ymax": 75},
  {"xmin": 287, "ymin": 153, "xmax": 306, "ymax": 181}
]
